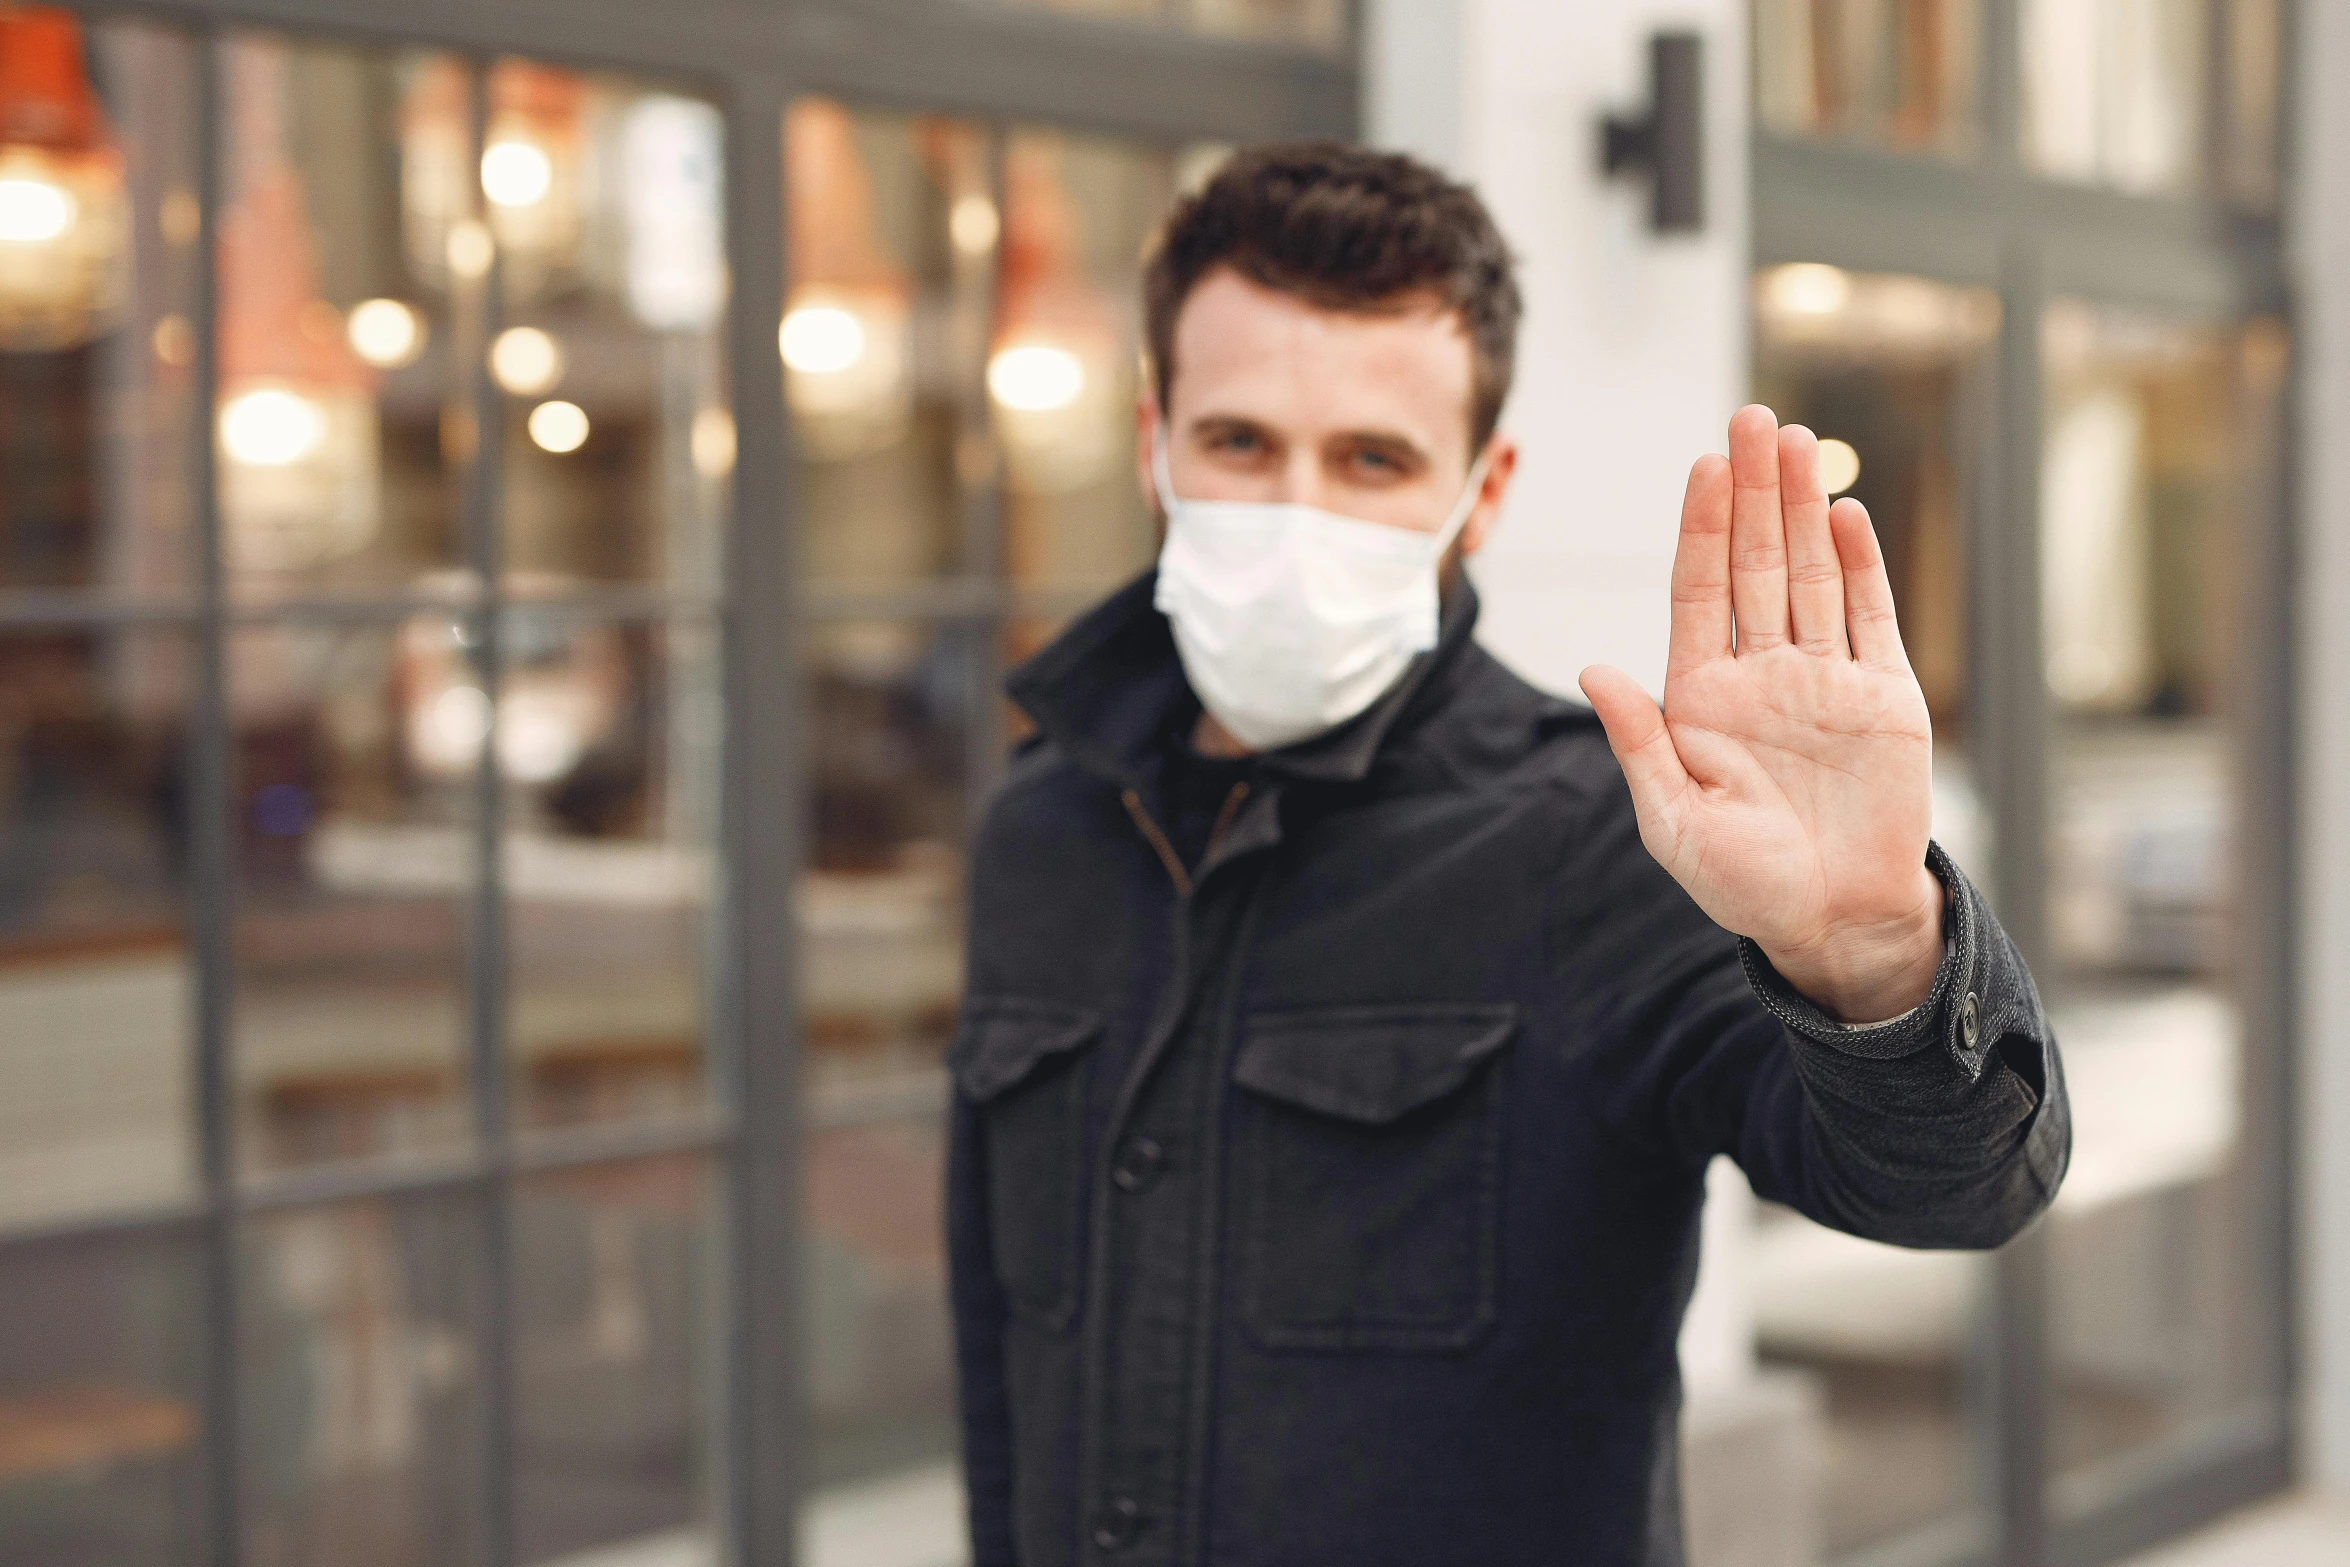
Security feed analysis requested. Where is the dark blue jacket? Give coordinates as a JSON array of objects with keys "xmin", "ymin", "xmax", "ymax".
[{"xmin": 947, "ymin": 575, "xmax": 2069, "ymax": 1567}]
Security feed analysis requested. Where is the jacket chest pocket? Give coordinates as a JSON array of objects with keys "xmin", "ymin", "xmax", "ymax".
[
  {"xmin": 1232, "ymin": 1003, "xmax": 1516, "ymax": 1352},
  {"xmin": 949, "ymin": 998, "xmax": 1101, "ymax": 1332}
]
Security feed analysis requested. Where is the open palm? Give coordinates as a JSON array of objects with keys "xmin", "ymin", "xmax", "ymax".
[{"xmin": 1579, "ymin": 406, "xmax": 1945, "ymax": 1023}]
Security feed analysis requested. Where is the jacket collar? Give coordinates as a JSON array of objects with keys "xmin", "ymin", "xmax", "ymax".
[{"xmin": 1005, "ymin": 568, "xmax": 1487, "ymax": 792}]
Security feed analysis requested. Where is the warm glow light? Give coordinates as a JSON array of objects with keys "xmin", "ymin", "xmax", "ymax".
[
  {"xmin": 779, "ymin": 304, "xmax": 866, "ymax": 374},
  {"xmin": 480, "ymin": 138, "xmax": 553, "ymax": 208},
  {"xmin": 1818, "ymin": 438, "xmax": 1861, "ymax": 496},
  {"xmin": 220, "ymin": 386, "xmax": 328, "ymax": 467},
  {"xmin": 490, "ymin": 325, "xmax": 562, "ymax": 394},
  {"xmin": 528, "ymin": 399, "xmax": 589, "ymax": 453},
  {"xmin": 446, "ymin": 219, "xmax": 494, "ymax": 280},
  {"xmin": 950, "ymin": 194, "xmax": 1000, "ymax": 255},
  {"xmin": 988, "ymin": 343, "xmax": 1086, "ymax": 413},
  {"xmin": 691, "ymin": 406, "xmax": 736, "ymax": 477},
  {"xmin": 417, "ymin": 683, "xmax": 492, "ymax": 772},
  {"xmin": 347, "ymin": 297, "xmax": 425, "ymax": 368},
  {"xmin": 151, "ymin": 313, "xmax": 193, "ymax": 368},
  {"xmin": 0, "ymin": 177, "xmax": 74, "ymax": 243},
  {"xmin": 1765, "ymin": 262, "xmax": 1853, "ymax": 317}
]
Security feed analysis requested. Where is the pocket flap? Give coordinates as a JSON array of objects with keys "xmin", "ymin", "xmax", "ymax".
[
  {"xmin": 949, "ymin": 998, "xmax": 1102, "ymax": 1103},
  {"xmin": 1235, "ymin": 1004, "xmax": 1518, "ymax": 1125}
]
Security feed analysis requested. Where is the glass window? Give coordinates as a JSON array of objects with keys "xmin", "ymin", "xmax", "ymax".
[
  {"xmin": 2020, "ymin": 0, "xmax": 2207, "ymax": 195},
  {"xmin": 993, "ymin": 0, "xmax": 1346, "ymax": 52},
  {"xmin": 1752, "ymin": 0, "xmax": 1983, "ymax": 157},
  {"xmin": 230, "ymin": 618, "xmax": 478, "ymax": 1179},
  {"xmin": 2039, "ymin": 301, "xmax": 2287, "ymax": 1501},
  {"xmin": 0, "ymin": 1230, "xmax": 205, "ymax": 1567},
  {"xmin": 508, "ymin": 615, "xmax": 722, "ymax": 1140},
  {"xmin": 0, "ymin": 627, "xmax": 197, "ymax": 1229},
  {"xmin": 238, "ymin": 1195, "xmax": 488, "ymax": 1567},
  {"xmin": 1750, "ymin": 264, "xmax": 2001, "ymax": 1557},
  {"xmin": 514, "ymin": 1154, "xmax": 720, "ymax": 1567},
  {"xmin": 0, "ymin": 14, "xmax": 201, "ymax": 599}
]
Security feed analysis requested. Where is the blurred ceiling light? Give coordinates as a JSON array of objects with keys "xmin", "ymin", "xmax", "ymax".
[
  {"xmin": 988, "ymin": 341, "xmax": 1086, "ymax": 413},
  {"xmin": 1817, "ymin": 438, "xmax": 1861, "ymax": 496},
  {"xmin": 950, "ymin": 193, "xmax": 1000, "ymax": 255},
  {"xmin": 347, "ymin": 297, "xmax": 425, "ymax": 368},
  {"xmin": 1764, "ymin": 262, "xmax": 1853, "ymax": 317},
  {"xmin": 215, "ymin": 39, "xmax": 380, "ymax": 575},
  {"xmin": 0, "ymin": 176, "xmax": 70, "ymax": 241},
  {"xmin": 783, "ymin": 101, "xmax": 914, "ymax": 459},
  {"xmin": 779, "ymin": 302, "xmax": 865, "ymax": 374},
  {"xmin": 480, "ymin": 137, "xmax": 552, "ymax": 208},
  {"xmin": 445, "ymin": 218, "xmax": 493, "ymax": 280},
  {"xmin": 400, "ymin": 58, "xmax": 581, "ymax": 299},
  {"xmin": 413, "ymin": 682, "xmax": 492, "ymax": 775},
  {"xmin": 490, "ymin": 324, "xmax": 562, "ymax": 393},
  {"xmin": 150, "ymin": 312, "xmax": 193, "ymax": 368},
  {"xmin": 0, "ymin": 7, "xmax": 130, "ymax": 351},
  {"xmin": 691, "ymin": 405, "xmax": 736, "ymax": 476},
  {"xmin": 528, "ymin": 398, "xmax": 589, "ymax": 453},
  {"xmin": 220, "ymin": 384, "xmax": 327, "ymax": 466}
]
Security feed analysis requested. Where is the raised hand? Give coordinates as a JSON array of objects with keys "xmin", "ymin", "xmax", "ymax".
[{"xmin": 1578, "ymin": 405, "xmax": 1945, "ymax": 1024}]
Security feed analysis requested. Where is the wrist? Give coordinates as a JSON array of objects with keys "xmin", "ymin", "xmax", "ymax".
[{"xmin": 1760, "ymin": 864, "xmax": 1947, "ymax": 1024}]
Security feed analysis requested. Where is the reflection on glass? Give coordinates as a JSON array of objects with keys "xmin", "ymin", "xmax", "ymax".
[
  {"xmin": 231, "ymin": 620, "xmax": 476, "ymax": 1177},
  {"xmin": 1751, "ymin": 265, "xmax": 1998, "ymax": 1557},
  {"xmin": 0, "ymin": 16, "xmax": 198, "ymax": 596},
  {"xmin": 994, "ymin": 0, "xmax": 1345, "ymax": 50},
  {"xmin": 803, "ymin": 620, "xmax": 967, "ymax": 1543},
  {"xmin": 506, "ymin": 616, "xmax": 720, "ymax": 1138},
  {"xmin": 492, "ymin": 67, "xmax": 730, "ymax": 594},
  {"xmin": 998, "ymin": 128, "xmax": 1165, "ymax": 596},
  {"xmin": 2041, "ymin": 302, "xmax": 2284, "ymax": 1500},
  {"xmin": 238, "ymin": 1196, "xmax": 486, "ymax": 1567},
  {"xmin": 2021, "ymin": 0, "xmax": 2206, "ymax": 194},
  {"xmin": 514, "ymin": 1154, "xmax": 719, "ymax": 1567},
  {"xmin": 789, "ymin": 102, "xmax": 988, "ymax": 587},
  {"xmin": 1752, "ymin": 0, "xmax": 1982, "ymax": 156},
  {"xmin": 0, "ymin": 1231, "xmax": 205, "ymax": 1566},
  {"xmin": 0, "ymin": 629, "xmax": 195, "ymax": 1228}
]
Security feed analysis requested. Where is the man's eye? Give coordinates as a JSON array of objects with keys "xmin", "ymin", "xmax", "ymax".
[{"xmin": 1211, "ymin": 430, "xmax": 1262, "ymax": 452}]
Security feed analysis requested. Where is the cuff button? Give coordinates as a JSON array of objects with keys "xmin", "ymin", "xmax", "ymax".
[{"xmin": 1959, "ymin": 991, "xmax": 1982, "ymax": 1050}]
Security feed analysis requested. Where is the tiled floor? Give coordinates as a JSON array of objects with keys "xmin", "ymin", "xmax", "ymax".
[{"xmin": 2121, "ymin": 1493, "xmax": 2350, "ymax": 1566}]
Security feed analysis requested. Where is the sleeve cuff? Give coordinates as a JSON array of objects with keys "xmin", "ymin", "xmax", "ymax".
[{"xmin": 1736, "ymin": 842, "xmax": 1997, "ymax": 1081}]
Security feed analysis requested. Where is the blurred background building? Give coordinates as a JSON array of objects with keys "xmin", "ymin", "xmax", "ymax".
[{"xmin": 0, "ymin": 1, "xmax": 2340, "ymax": 1565}]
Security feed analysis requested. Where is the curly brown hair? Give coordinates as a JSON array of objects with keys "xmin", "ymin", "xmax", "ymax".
[{"xmin": 1143, "ymin": 142, "xmax": 1522, "ymax": 448}]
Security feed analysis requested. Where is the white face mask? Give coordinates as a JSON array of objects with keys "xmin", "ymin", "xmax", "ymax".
[{"xmin": 1151, "ymin": 431, "xmax": 1491, "ymax": 752}]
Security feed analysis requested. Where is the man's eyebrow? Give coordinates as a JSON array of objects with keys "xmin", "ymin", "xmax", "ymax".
[{"xmin": 1328, "ymin": 428, "xmax": 1433, "ymax": 462}]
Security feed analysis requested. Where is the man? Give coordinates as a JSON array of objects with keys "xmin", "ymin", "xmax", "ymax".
[{"xmin": 947, "ymin": 144, "xmax": 2067, "ymax": 1567}]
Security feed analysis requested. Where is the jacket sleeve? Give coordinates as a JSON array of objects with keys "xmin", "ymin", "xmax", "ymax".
[
  {"xmin": 947, "ymin": 1090, "xmax": 1020, "ymax": 1565},
  {"xmin": 1566, "ymin": 797, "xmax": 2071, "ymax": 1248}
]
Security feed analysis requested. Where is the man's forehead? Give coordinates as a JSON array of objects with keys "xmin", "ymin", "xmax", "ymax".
[{"xmin": 1167, "ymin": 269, "xmax": 1476, "ymax": 454}]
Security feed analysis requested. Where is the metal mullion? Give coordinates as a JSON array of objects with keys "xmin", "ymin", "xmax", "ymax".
[
  {"xmin": 723, "ymin": 68, "xmax": 803, "ymax": 1567},
  {"xmin": 0, "ymin": 594, "xmax": 203, "ymax": 627},
  {"xmin": 460, "ymin": 58, "xmax": 519, "ymax": 1567},
  {"xmin": 187, "ymin": 29, "xmax": 241, "ymax": 1567},
  {"xmin": 0, "ymin": 1200, "xmax": 211, "ymax": 1254},
  {"xmin": 802, "ymin": 578, "xmax": 1012, "ymax": 620},
  {"xmin": 1985, "ymin": 230, "xmax": 2054, "ymax": 1567},
  {"xmin": 237, "ymin": 1154, "xmax": 488, "ymax": 1214}
]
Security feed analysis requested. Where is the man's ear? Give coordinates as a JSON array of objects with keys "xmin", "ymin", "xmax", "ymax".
[{"xmin": 1458, "ymin": 434, "xmax": 1518, "ymax": 558}]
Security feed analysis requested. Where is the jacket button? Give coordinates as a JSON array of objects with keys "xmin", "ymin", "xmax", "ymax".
[
  {"xmin": 1111, "ymin": 1137, "xmax": 1165, "ymax": 1193},
  {"xmin": 1960, "ymin": 991, "xmax": 1982, "ymax": 1050},
  {"xmin": 1092, "ymin": 1496, "xmax": 1142, "ymax": 1550}
]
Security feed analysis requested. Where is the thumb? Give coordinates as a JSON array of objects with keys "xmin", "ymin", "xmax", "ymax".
[{"xmin": 1577, "ymin": 664, "xmax": 1691, "ymax": 823}]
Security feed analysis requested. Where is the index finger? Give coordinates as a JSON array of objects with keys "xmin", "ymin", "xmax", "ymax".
[{"xmin": 1667, "ymin": 452, "xmax": 1733, "ymax": 676}]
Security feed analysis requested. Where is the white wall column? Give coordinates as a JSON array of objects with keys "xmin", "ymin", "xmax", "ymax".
[
  {"xmin": 2294, "ymin": 0, "xmax": 2350, "ymax": 1498},
  {"xmin": 1364, "ymin": 0, "xmax": 1757, "ymax": 1405}
]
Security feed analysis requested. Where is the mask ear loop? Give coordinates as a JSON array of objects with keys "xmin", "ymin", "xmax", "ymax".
[{"xmin": 1432, "ymin": 445, "xmax": 1497, "ymax": 555}]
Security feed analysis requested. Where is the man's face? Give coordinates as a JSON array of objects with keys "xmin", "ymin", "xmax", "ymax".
[{"xmin": 1138, "ymin": 267, "xmax": 1517, "ymax": 557}]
